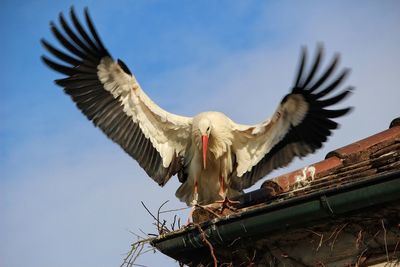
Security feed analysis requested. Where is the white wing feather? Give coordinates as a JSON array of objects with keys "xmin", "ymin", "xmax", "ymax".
[
  {"xmin": 98, "ymin": 57, "xmax": 192, "ymax": 168},
  {"xmin": 41, "ymin": 7, "xmax": 193, "ymax": 185},
  {"xmin": 230, "ymin": 46, "xmax": 352, "ymax": 190},
  {"xmin": 233, "ymin": 94, "xmax": 309, "ymax": 176}
]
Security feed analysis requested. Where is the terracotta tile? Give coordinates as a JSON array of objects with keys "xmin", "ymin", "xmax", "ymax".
[
  {"xmin": 326, "ymin": 126, "xmax": 400, "ymax": 159},
  {"xmin": 272, "ymin": 156, "xmax": 343, "ymax": 191},
  {"xmin": 269, "ymin": 122, "xmax": 400, "ymax": 194},
  {"xmin": 313, "ymin": 156, "xmax": 343, "ymax": 177},
  {"xmin": 275, "ymin": 176, "xmax": 289, "ymax": 192}
]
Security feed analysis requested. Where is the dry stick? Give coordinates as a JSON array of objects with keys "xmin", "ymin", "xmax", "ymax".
[
  {"xmin": 160, "ymin": 220, "xmax": 167, "ymax": 234},
  {"xmin": 227, "ymin": 237, "xmax": 241, "ymax": 247},
  {"xmin": 140, "ymin": 201, "xmax": 169, "ymax": 234},
  {"xmin": 381, "ymin": 219, "xmax": 390, "ymax": 263},
  {"xmin": 330, "ymin": 223, "xmax": 348, "ymax": 251},
  {"xmin": 372, "ymin": 229, "xmax": 382, "ymax": 241},
  {"xmin": 140, "ymin": 201, "xmax": 159, "ymax": 224},
  {"xmin": 139, "ymin": 228, "xmax": 153, "ymax": 238},
  {"xmin": 324, "ymin": 226, "xmax": 338, "ymax": 245},
  {"xmin": 195, "ymin": 204, "xmax": 222, "ymax": 218},
  {"xmin": 356, "ymin": 248, "xmax": 368, "ymax": 267},
  {"xmin": 247, "ymin": 249, "xmax": 256, "ymax": 265},
  {"xmin": 171, "ymin": 214, "xmax": 177, "ymax": 230},
  {"xmin": 355, "ymin": 230, "xmax": 364, "ymax": 250},
  {"xmin": 157, "ymin": 200, "xmax": 170, "ymax": 234},
  {"xmin": 136, "ymin": 247, "xmax": 157, "ymax": 258},
  {"xmin": 193, "ymin": 223, "xmax": 218, "ymax": 267},
  {"xmin": 120, "ymin": 237, "xmax": 155, "ymax": 267},
  {"xmin": 391, "ymin": 238, "xmax": 400, "ymax": 261},
  {"xmin": 306, "ymin": 229, "xmax": 324, "ymax": 251},
  {"xmin": 123, "ymin": 201, "xmax": 184, "ymax": 267},
  {"xmin": 243, "ymin": 250, "xmax": 257, "ymax": 266},
  {"xmin": 128, "ymin": 230, "xmax": 146, "ymax": 240},
  {"xmin": 121, "ymin": 241, "xmax": 140, "ymax": 267},
  {"xmin": 159, "ymin": 206, "xmax": 191, "ymax": 214},
  {"xmin": 129, "ymin": 242, "xmax": 145, "ymax": 267},
  {"xmin": 125, "ymin": 242, "xmax": 147, "ymax": 267}
]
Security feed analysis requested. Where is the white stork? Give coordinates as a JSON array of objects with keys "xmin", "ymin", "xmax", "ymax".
[{"xmin": 42, "ymin": 8, "xmax": 353, "ymax": 206}]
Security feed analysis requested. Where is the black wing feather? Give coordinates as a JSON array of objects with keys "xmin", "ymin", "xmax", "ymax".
[
  {"xmin": 41, "ymin": 7, "xmax": 181, "ymax": 186},
  {"xmin": 231, "ymin": 46, "xmax": 353, "ymax": 190}
]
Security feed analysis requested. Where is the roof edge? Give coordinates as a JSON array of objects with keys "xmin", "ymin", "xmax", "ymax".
[{"xmin": 152, "ymin": 169, "xmax": 400, "ymax": 261}]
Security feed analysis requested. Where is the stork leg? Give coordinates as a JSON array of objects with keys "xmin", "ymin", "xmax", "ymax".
[
  {"xmin": 187, "ymin": 179, "xmax": 199, "ymax": 224},
  {"xmin": 187, "ymin": 178, "xmax": 223, "ymax": 224},
  {"xmin": 191, "ymin": 180, "xmax": 199, "ymax": 206},
  {"xmin": 218, "ymin": 174, "xmax": 226, "ymax": 199},
  {"xmin": 215, "ymin": 175, "xmax": 239, "ymax": 212}
]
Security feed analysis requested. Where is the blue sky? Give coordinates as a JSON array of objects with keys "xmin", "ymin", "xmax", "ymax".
[{"xmin": 1, "ymin": 1, "xmax": 399, "ymax": 266}]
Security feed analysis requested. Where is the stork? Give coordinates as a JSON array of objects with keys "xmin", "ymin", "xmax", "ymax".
[{"xmin": 41, "ymin": 8, "xmax": 353, "ymax": 206}]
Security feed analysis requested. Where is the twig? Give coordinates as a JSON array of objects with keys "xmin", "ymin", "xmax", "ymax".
[
  {"xmin": 122, "ymin": 201, "xmax": 187, "ymax": 266},
  {"xmin": 141, "ymin": 201, "xmax": 159, "ymax": 224},
  {"xmin": 157, "ymin": 200, "xmax": 170, "ymax": 234},
  {"xmin": 306, "ymin": 229, "xmax": 323, "ymax": 251},
  {"xmin": 356, "ymin": 248, "xmax": 368, "ymax": 267},
  {"xmin": 121, "ymin": 241, "xmax": 139, "ymax": 267},
  {"xmin": 171, "ymin": 214, "xmax": 177, "ymax": 230},
  {"xmin": 391, "ymin": 238, "xmax": 400, "ymax": 261},
  {"xmin": 247, "ymin": 249, "xmax": 256, "ymax": 265},
  {"xmin": 141, "ymin": 201, "xmax": 169, "ymax": 234},
  {"xmin": 382, "ymin": 219, "xmax": 389, "ymax": 263},
  {"xmin": 128, "ymin": 229, "xmax": 145, "ymax": 239},
  {"xmin": 130, "ymin": 242, "xmax": 145, "ymax": 266},
  {"xmin": 220, "ymin": 263, "xmax": 233, "ymax": 267},
  {"xmin": 160, "ymin": 220, "xmax": 167, "ymax": 234},
  {"xmin": 193, "ymin": 223, "xmax": 218, "ymax": 267},
  {"xmin": 139, "ymin": 228, "xmax": 151, "ymax": 238},
  {"xmin": 324, "ymin": 226, "xmax": 339, "ymax": 244},
  {"xmin": 195, "ymin": 204, "xmax": 222, "ymax": 218},
  {"xmin": 159, "ymin": 206, "xmax": 191, "ymax": 214},
  {"xmin": 120, "ymin": 237, "xmax": 155, "ymax": 267},
  {"xmin": 330, "ymin": 223, "xmax": 348, "ymax": 251},
  {"xmin": 136, "ymin": 247, "xmax": 156, "ymax": 257},
  {"xmin": 355, "ymin": 230, "xmax": 364, "ymax": 250},
  {"xmin": 227, "ymin": 237, "xmax": 241, "ymax": 247}
]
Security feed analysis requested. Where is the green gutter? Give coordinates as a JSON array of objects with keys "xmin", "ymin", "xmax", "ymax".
[{"xmin": 151, "ymin": 170, "xmax": 400, "ymax": 260}]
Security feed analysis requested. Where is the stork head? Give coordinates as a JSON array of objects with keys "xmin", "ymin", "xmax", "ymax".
[{"xmin": 198, "ymin": 118, "xmax": 212, "ymax": 169}]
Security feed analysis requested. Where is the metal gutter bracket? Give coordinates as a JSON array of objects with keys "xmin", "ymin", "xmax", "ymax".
[{"xmin": 320, "ymin": 195, "xmax": 335, "ymax": 217}]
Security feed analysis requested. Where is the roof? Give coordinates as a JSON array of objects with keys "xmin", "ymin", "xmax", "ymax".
[{"xmin": 151, "ymin": 118, "xmax": 400, "ymax": 266}]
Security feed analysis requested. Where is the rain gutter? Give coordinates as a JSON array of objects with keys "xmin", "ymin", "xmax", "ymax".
[{"xmin": 151, "ymin": 169, "xmax": 400, "ymax": 260}]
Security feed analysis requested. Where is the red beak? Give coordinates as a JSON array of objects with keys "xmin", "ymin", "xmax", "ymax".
[{"xmin": 202, "ymin": 135, "xmax": 208, "ymax": 169}]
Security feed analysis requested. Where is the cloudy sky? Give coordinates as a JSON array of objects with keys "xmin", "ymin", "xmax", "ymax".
[{"xmin": 1, "ymin": 1, "xmax": 399, "ymax": 266}]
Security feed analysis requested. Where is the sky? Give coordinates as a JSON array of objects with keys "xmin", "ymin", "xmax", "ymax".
[{"xmin": 1, "ymin": 1, "xmax": 399, "ymax": 266}]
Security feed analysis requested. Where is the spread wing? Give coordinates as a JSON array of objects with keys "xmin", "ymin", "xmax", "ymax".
[
  {"xmin": 41, "ymin": 7, "xmax": 192, "ymax": 186},
  {"xmin": 231, "ymin": 45, "xmax": 353, "ymax": 190}
]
